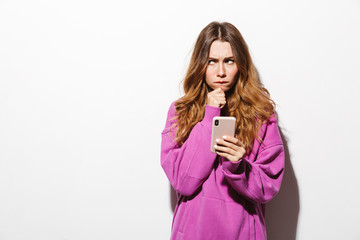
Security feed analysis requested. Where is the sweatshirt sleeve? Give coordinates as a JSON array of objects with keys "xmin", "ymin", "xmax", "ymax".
[
  {"xmin": 161, "ymin": 102, "xmax": 220, "ymax": 196},
  {"xmin": 220, "ymin": 115, "xmax": 285, "ymax": 204}
]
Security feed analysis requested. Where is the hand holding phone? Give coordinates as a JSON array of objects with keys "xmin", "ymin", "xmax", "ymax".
[{"xmin": 211, "ymin": 116, "xmax": 236, "ymax": 153}]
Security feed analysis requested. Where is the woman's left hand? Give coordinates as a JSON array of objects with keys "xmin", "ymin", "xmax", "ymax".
[{"xmin": 214, "ymin": 135, "xmax": 246, "ymax": 162}]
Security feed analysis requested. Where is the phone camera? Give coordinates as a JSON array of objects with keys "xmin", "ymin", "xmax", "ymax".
[{"xmin": 214, "ymin": 120, "xmax": 219, "ymax": 126}]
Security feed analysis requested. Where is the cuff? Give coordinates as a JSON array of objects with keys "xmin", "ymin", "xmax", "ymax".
[
  {"xmin": 202, "ymin": 105, "xmax": 221, "ymax": 125},
  {"xmin": 221, "ymin": 157, "xmax": 245, "ymax": 174}
]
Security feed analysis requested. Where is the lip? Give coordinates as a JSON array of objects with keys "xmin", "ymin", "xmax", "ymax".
[{"xmin": 214, "ymin": 81, "xmax": 229, "ymax": 84}]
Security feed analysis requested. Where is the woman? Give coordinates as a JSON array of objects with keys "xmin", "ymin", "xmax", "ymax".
[{"xmin": 161, "ymin": 21, "xmax": 284, "ymax": 240}]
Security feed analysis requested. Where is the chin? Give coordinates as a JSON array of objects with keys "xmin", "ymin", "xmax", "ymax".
[
  {"xmin": 223, "ymin": 87, "xmax": 231, "ymax": 92},
  {"xmin": 209, "ymin": 85, "xmax": 226, "ymax": 91},
  {"xmin": 219, "ymin": 86, "xmax": 231, "ymax": 92}
]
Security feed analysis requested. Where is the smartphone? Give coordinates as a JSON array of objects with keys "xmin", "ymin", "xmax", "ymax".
[{"xmin": 211, "ymin": 116, "xmax": 236, "ymax": 153}]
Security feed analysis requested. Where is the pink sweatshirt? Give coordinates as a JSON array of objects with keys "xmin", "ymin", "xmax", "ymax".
[{"xmin": 161, "ymin": 102, "xmax": 285, "ymax": 240}]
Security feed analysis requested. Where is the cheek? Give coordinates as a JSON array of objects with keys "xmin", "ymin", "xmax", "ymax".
[
  {"xmin": 227, "ymin": 68, "xmax": 239, "ymax": 89},
  {"xmin": 228, "ymin": 67, "xmax": 239, "ymax": 79},
  {"xmin": 205, "ymin": 68, "xmax": 215, "ymax": 83}
]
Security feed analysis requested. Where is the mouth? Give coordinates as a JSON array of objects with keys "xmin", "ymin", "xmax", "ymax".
[{"xmin": 214, "ymin": 81, "xmax": 229, "ymax": 84}]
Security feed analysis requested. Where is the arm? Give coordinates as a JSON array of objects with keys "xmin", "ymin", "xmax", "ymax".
[
  {"xmin": 220, "ymin": 116, "xmax": 285, "ymax": 204},
  {"xmin": 160, "ymin": 102, "xmax": 220, "ymax": 196}
]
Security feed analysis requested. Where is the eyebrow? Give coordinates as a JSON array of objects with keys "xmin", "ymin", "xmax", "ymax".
[{"xmin": 208, "ymin": 56, "xmax": 235, "ymax": 60}]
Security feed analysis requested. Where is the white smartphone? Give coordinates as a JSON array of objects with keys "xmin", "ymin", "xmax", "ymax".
[{"xmin": 211, "ymin": 116, "xmax": 236, "ymax": 153}]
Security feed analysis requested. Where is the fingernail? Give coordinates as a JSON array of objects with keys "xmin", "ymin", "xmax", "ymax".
[
  {"xmin": 214, "ymin": 145, "xmax": 218, "ymax": 148},
  {"xmin": 223, "ymin": 135, "xmax": 227, "ymax": 139},
  {"xmin": 215, "ymin": 139, "xmax": 220, "ymax": 142}
]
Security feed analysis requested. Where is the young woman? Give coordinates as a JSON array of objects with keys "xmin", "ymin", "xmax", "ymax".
[{"xmin": 161, "ymin": 21, "xmax": 284, "ymax": 240}]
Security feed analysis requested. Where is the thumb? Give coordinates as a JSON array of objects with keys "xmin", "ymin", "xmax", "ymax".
[
  {"xmin": 218, "ymin": 87, "xmax": 225, "ymax": 94},
  {"xmin": 214, "ymin": 87, "xmax": 223, "ymax": 93}
]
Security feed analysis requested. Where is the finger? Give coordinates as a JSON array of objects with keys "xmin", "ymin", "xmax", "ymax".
[
  {"xmin": 213, "ymin": 145, "xmax": 237, "ymax": 156},
  {"xmin": 214, "ymin": 99, "xmax": 226, "ymax": 106},
  {"xmin": 213, "ymin": 98, "xmax": 226, "ymax": 105},
  {"xmin": 216, "ymin": 138, "xmax": 241, "ymax": 151},
  {"xmin": 214, "ymin": 92, "xmax": 225, "ymax": 97},
  {"xmin": 216, "ymin": 151, "xmax": 238, "ymax": 162},
  {"xmin": 223, "ymin": 136, "xmax": 245, "ymax": 148},
  {"xmin": 213, "ymin": 94, "xmax": 225, "ymax": 100},
  {"xmin": 215, "ymin": 145, "xmax": 245, "ymax": 162},
  {"xmin": 218, "ymin": 100, "xmax": 226, "ymax": 106},
  {"xmin": 209, "ymin": 93, "xmax": 225, "ymax": 100},
  {"xmin": 214, "ymin": 95, "xmax": 226, "ymax": 101},
  {"xmin": 208, "ymin": 93, "xmax": 225, "ymax": 101},
  {"xmin": 217, "ymin": 87, "xmax": 225, "ymax": 94},
  {"xmin": 211, "ymin": 88, "xmax": 223, "ymax": 94}
]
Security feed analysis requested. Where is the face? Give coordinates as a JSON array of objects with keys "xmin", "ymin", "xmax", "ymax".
[{"xmin": 205, "ymin": 40, "xmax": 238, "ymax": 92}]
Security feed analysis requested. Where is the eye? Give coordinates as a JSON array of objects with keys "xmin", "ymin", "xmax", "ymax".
[
  {"xmin": 208, "ymin": 60, "xmax": 216, "ymax": 65},
  {"xmin": 226, "ymin": 59, "xmax": 235, "ymax": 64}
]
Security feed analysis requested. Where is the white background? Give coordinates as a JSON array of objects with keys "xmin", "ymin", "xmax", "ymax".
[{"xmin": 1, "ymin": 0, "xmax": 360, "ymax": 239}]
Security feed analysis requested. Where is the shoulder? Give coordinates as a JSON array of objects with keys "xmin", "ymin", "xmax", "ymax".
[
  {"xmin": 166, "ymin": 99, "xmax": 179, "ymax": 119},
  {"xmin": 258, "ymin": 113, "xmax": 283, "ymax": 150},
  {"xmin": 166, "ymin": 97, "xmax": 186, "ymax": 118},
  {"xmin": 163, "ymin": 98, "xmax": 183, "ymax": 130},
  {"xmin": 262, "ymin": 112, "xmax": 278, "ymax": 128}
]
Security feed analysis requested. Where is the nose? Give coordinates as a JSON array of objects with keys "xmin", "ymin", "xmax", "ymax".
[{"xmin": 217, "ymin": 63, "xmax": 226, "ymax": 78}]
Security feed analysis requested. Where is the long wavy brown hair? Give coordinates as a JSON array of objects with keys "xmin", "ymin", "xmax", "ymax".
[{"xmin": 173, "ymin": 21, "xmax": 275, "ymax": 151}]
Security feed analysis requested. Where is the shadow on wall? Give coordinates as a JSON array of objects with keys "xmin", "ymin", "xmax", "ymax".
[
  {"xmin": 266, "ymin": 125, "xmax": 300, "ymax": 240},
  {"xmin": 168, "ymin": 119, "xmax": 300, "ymax": 240},
  {"xmin": 170, "ymin": 184, "xmax": 177, "ymax": 212}
]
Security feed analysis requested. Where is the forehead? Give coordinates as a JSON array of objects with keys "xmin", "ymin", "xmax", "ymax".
[{"xmin": 208, "ymin": 40, "xmax": 233, "ymax": 57}]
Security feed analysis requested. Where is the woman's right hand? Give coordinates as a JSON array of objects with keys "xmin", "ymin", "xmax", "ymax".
[{"xmin": 206, "ymin": 88, "xmax": 226, "ymax": 108}]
